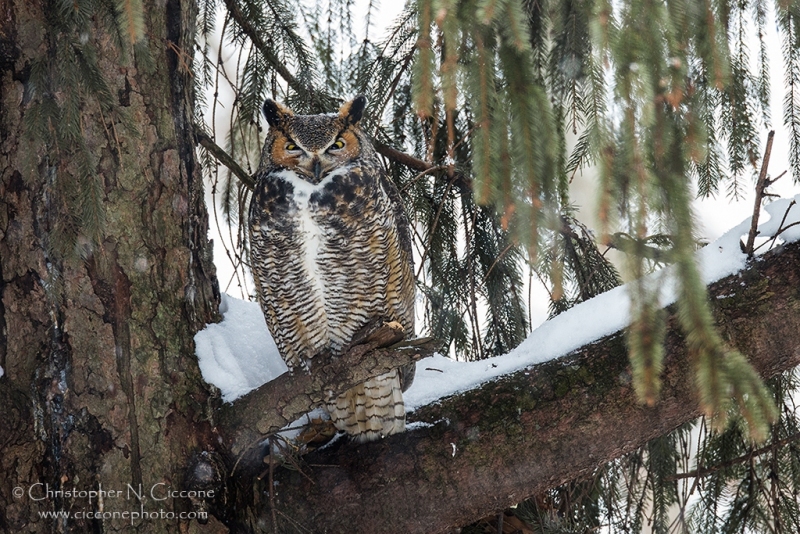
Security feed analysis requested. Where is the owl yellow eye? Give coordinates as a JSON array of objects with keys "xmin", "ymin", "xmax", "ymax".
[
  {"xmin": 329, "ymin": 138, "xmax": 346, "ymax": 151},
  {"xmin": 285, "ymin": 142, "xmax": 300, "ymax": 152}
]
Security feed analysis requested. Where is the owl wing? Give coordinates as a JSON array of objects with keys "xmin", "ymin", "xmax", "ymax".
[
  {"xmin": 315, "ymin": 162, "xmax": 416, "ymax": 439},
  {"xmin": 379, "ymin": 169, "xmax": 416, "ymax": 334},
  {"xmin": 248, "ymin": 169, "xmax": 329, "ymax": 371}
]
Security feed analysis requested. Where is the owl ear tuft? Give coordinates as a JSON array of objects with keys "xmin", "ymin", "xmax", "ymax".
[
  {"xmin": 263, "ymin": 99, "xmax": 294, "ymax": 128},
  {"xmin": 339, "ymin": 95, "xmax": 367, "ymax": 125}
]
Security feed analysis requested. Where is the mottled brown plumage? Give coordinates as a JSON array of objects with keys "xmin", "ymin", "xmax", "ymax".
[{"xmin": 248, "ymin": 96, "xmax": 416, "ymax": 441}]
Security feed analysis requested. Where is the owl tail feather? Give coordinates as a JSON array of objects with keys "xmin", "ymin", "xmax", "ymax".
[{"xmin": 325, "ymin": 369, "xmax": 405, "ymax": 442}]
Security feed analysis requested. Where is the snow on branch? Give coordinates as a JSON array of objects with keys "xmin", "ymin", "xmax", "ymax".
[{"xmin": 196, "ymin": 195, "xmax": 800, "ymax": 444}]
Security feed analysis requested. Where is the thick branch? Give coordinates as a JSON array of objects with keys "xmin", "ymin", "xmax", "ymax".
[
  {"xmin": 373, "ymin": 140, "xmax": 433, "ymax": 173},
  {"xmin": 217, "ymin": 328, "xmax": 437, "ymax": 458},
  {"xmin": 195, "ymin": 128, "xmax": 255, "ymax": 190},
  {"xmin": 250, "ymin": 241, "xmax": 800, "ymax": 533},
  {"xmin": 373, "ymin": 140, "xmax": 474, "ymax": 191}
]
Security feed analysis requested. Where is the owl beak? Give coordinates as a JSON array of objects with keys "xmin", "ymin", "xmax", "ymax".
[{"xmin": 312, "ymin": 157, "xmax": 322, "ymax": 182}]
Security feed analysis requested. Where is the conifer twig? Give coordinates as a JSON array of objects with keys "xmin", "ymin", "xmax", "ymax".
[
  {"xmin": 221, "ymin": 0, "xmax": 335, "ymax": 112},
  {"xmin": 220, "ymin": 0, "xmax": 300, "ymax": 94},
  {"xmin": 666, "ymin": 430, "xmax": 800, "ymax": 481},
  {"xmin": 744, "ymin": 130, "xmax": 775, "ymax": 257}
]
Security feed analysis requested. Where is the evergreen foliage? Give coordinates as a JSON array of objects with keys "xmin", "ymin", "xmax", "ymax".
[
  {"xmin": 21, "ymin": 0, "xmax": 143, "ymax": 260},
  {"xmin": 202, "ymin": 0, "xmax": 783, "ymax": 437}
]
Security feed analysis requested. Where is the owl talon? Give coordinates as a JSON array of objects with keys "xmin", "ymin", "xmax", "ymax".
[
  {"xmin": 351, "ymin": 320, "xmax": 404, "ymax": 349},
  {"xmin": 287, "ymin": 359, "xmax": 312, "ymax": 375},
  {"xmin": 296, "ymin": 417, "xmax": 338, "ymax": 450},
  {"xmin": 384, "ymin": 321, "xmax": 404, "ymax": 332}
]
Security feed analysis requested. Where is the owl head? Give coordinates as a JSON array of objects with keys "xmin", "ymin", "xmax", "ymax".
[{"xmin": 261, "ymin": 96, "xmax": 369, "ymax": 184}]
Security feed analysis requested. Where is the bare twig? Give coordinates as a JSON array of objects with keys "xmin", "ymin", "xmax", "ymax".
[
  {"xmin": 604, "ymin": 232, "xmax": 671, "ymax": 263},
  {"xmin": 416, "ymin": 175, "xmax": 458, "ymax": 278},
  {"xmin": 482, "ymin": 241, "xmax": 516, "ymax": 284},
  {"xmin": 744, "ymin": 130, "xmax": 775, "ymax": 256},
  {"xmin": 275, "ymin": 509, "xmax": 313, "ymax": 533},
  {"xmin": 399, "ymin": 165, "xmax": 448, "ymax": 194},
  {"xmin": 372, "ymin": 50, "xmax": 416, "ymax": 131},
  {"xmin": 753, "ymin": 199, "xmax": 799, "ymax": 254},
  {"xmin": 269, "ymin": 437, "xmax": 277, "ymax": 532},
  {"xmin": 767, "ymin": 169, "xmax": 788, "ymax": 187}
]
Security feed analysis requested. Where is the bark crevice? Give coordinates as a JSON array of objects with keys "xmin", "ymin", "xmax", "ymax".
[{"xmin": 86, "ymin": 248, "xmax": 142, "ymax": 488}]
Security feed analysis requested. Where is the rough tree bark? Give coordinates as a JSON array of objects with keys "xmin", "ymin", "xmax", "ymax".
[
  {"xmin": 0, "ymin": 1, "xmax": 222, "ymax": 532},
  {"xmin": 244, "ymin": 241, "xmax": 800, "ymax": 534}
]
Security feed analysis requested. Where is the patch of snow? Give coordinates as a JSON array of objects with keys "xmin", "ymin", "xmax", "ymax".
[
  {"xmin": 405, "ymin": 420, "xmax": 437, "ymax": 431},
  {"xmin": 760, "ymin": 196, "xmax": 800, "ymax": 242},
  {"xmin": 0, "ymin": 365, "xmax": 4, "ymax": 379},
  {"xmin": 194, "ymin": 293, "xmax": 287, "ymax": 402},
  {"xmin": 194, "ymin": 194, "xmax": 800, "ymax": 411}
]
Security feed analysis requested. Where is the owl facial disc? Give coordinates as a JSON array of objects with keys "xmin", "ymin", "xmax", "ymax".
[{"xmin": 261, "ymin": 96, "xmax": 368, "ymax": 183}]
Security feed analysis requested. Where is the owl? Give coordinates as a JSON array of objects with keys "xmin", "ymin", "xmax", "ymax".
[{"xmin": 248, "ymin": 95, "xmax": 416, "ymax": 442}]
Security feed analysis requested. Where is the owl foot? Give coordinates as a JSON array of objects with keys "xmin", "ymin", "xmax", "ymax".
[
  {"xmin": 345, "ymin": 319, "xmax": 405, "ymax": 352},
  {"xmin": 296, "ymin": 417, "xmax": 338, "ymax": 450},
  {"xmin": 286, "ymin": 359, "xmax": 311, "ymax": 375},
  {"xmin": 383, "ymin": 320, "xmax": 404, "ymax": 332}
]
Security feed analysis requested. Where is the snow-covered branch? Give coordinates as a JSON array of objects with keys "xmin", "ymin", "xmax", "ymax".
[{"xmin": 242, "ymin": 240, "xmax": 800, "ymax": 533}]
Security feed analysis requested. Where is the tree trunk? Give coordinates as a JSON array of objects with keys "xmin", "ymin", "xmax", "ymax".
[
  {"xmin": 248, "ymin": 241, "xmax": 800, "ymax": 534},
  {"xmin": 0, "ymin": 1, "xmax": 221, "ymax": 532}
]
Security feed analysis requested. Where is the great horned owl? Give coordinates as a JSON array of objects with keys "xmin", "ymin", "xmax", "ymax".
[{"xmin": 248, "ymin": 95, "xmax": 416, "ymax": 442}]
